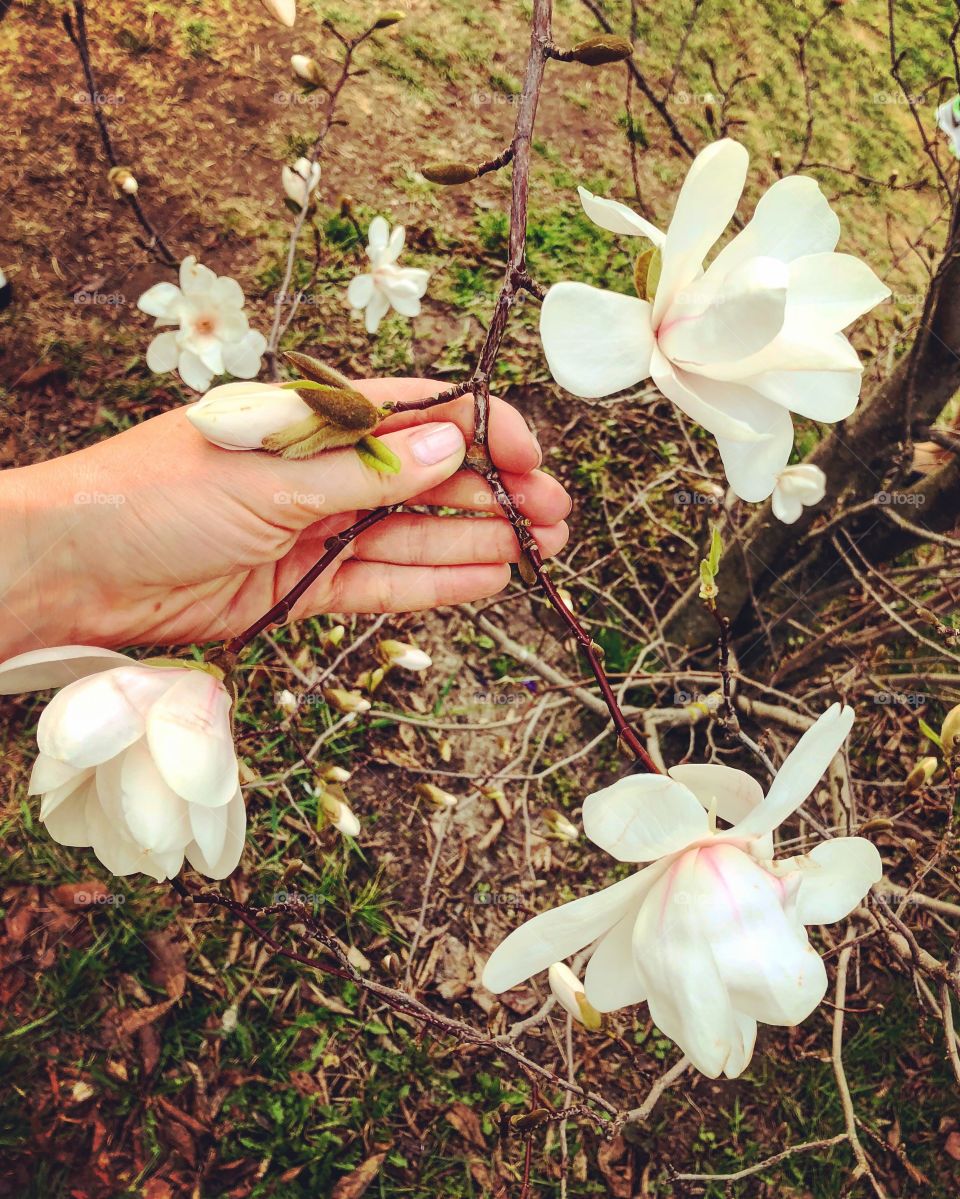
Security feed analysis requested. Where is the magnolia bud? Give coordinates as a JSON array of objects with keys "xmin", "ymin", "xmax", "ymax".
[
  {"xmin": 320, "ymin": 788, "xmax": 361, "ymax": 835},
  {"xmin": 904, "ymin": 756, "xmax": 938, "ymax": 793},
  {"xmin": 416, "ymin": 782, "xmax": 458, "ymax": 809},
  {"xmin": 382, "ymin": 951, "xmax": 401, "ymax": 974},
  {"xmin": 108, "ymin": 166, "xmax": 138, "ymax": 196},
  {"xmin": 277, "ymin": 688, "xmax": 299, "ymax": 716},
  {"xmin": 568, "ymin": 35, "xmax": 633, "ymax": 65},
  {"xmin": 378, "ymin": 639, "xmax": 433, "ymax": 671},
  {"xmin": 324, "ymin": 624, "xmax": 346, "ymax": 650},
  {"xmin": 260, "ymin": 0, "xmax": 296, "ymax": 27},
  {"xmin": 373, "ymin": 10, "xmax": 405, "ymax": 27},
  {"xmin": 941, "ymin": 704, "xmax": 960, "ymax": 755},
  {"xmin": 186, "ymin": 382, "xmax": 313, "ymax": 452},
  {"xmin": 543, "ymin": 807, "xmax": 579, "ymax": 842},
  {"xmin": 356, "ymin": 666, "xmax": 386, "ymax": 692},
  {"xmin": 324, "ymin": 687, "xmax": 372, "ymax": 715},
  {"xmin": 291, "ymin": 54, "xmax": 323, "ymax": 86},
  {"xmin": 282, "ymin": 156, "xmax": 321, "ymax": 207},
  {"xmin": 422, "ymin": 161, "xmax": 479, "ymax": 185},
  {"xmin": 772, "ymin": 151, "xmax": 783, "ymax": 178},
  {"xmin": 703, "ymin": 93, "xmax": 717, "ymax": 129},
  {"xmin": 323, "ymin": 764, "xmax": 352, "ymax": 784},
  {"xmin": 548, "ymin": 962, "xmax": 602, "ymax": 1029}
]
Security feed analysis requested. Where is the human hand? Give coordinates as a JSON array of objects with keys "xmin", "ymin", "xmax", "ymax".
[{"xmin": 0, "ymin": 378, "xmax": 570, "ymax": 655}]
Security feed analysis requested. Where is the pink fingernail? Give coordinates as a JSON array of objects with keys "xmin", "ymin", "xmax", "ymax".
[{"xmin": 410, "ymin": 422, "xmax": 465, "ymax": 466}]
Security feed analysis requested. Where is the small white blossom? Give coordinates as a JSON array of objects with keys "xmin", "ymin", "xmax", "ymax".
[
  {"xmin": 484, "ymin": 705, "xmax": 882, "ymax": 1078},
  {"xmin": 771, "ymin": 464, "xmax": 826, "ymax": 524},
  {"xmin": 348, "ymin": 216, "xmax": 430, "ymax": 334},
  {"xmin": 548, "ymin": 962, "xmax": 602, "ymax": 1028},
  {"xmin": 281, "ymin": 156, "xmax": 321, "ymax": 207},
  {"xmin": 0, "ymin": 646, "xmax": 246, "ymax": 882},
  {"xmin": 138, "ymin": 256, "xmax": 266, "ymax": 393},
  {"xmin": 937, "ymin": 96, "xmax": 960, "ymax": 158}
]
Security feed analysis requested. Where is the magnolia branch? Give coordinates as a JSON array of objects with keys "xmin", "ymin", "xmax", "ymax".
[{"xmin": 62, "ymin": 1, "xmax": 178, "ymax": 268}]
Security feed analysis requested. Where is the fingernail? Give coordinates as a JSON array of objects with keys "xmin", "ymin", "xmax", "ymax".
[{"xmin": 410, "ymin": 422, "xmax": 464, "ymax": 466}]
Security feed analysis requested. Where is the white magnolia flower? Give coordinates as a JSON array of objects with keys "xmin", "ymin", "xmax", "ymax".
[
  {"xmin": 379, "ymin": 639, "xmax": 432, "ymax": 672},
  {"xmin": 539, "ymin": 140, "xmax": 890, "ymax": 504},
  {"xmin": 548, "ymin": 962, "xmax": 601, "ymax": 1028},
  {"xmin": 281, "ymin": 156, "xmax": 321, "ymax": 207},
  {"xmin": 771, "ymin": 463, "xmax": 827, "ymax": 524},
  {"xmin": 347, "ymin": 216, "xmax": 430, "ymax": 334},
  {"xmin": 138, "ymin": 256, "xmax": 266, "ymax": 393},
  {"xmin": 260, "ymin": 0, "xmax": 295, "ymax": 26},
  {"xmin": 937, "ymin": 96, "xmax": 960, "ymax": 158},
  {"xmin": 186, "ymin": 381, "xmax": 312, "ymax": 450},
  {"xmin": 0, "ymin": 646, "xmax": 246, "ymax": 882},
  {"xmin": 483, "ymin": 704, "xmax": 882, "ymax": 1078}
]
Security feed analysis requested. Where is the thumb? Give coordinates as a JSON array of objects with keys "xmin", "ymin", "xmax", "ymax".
[{"xmin": 255, "ymin": 421, "xmax": 468, "ymax": 523}]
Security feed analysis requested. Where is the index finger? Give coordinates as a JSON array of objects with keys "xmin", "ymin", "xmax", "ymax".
[{"xmin": 357, "ymin": 377, "xmax": 542, "ymax": 476}]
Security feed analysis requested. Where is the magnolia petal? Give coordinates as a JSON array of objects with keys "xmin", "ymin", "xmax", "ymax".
[
  {"xmin": 577, "ymin": 185, "xmax": 665, "ymax": 244},
  {"xmin": 37, "ymin": 667, "xmax": 174, "ymax": 769},
  {"xmin": 146, "ymin": 331, "xmax": 180, "ymax": 374},
  {"xmin": 634, "ymin": 851, "xmax": 740, "ymax": 1078},
  {"xmin": 772, "ymin": 464, "xmax": 827, "ymax": 524},
  {"xmin": 582, "ymin": 774, "xmax": 708, "ymax": 862},
  {"xmin": 695, "ymin": 326, "xmax": 862, "ymax": 383},
  {"xmin": 137, "ymin": 281, "xmax": 182, "ymax": 320},
  {"xmin": 652, "ymin": 351, "xmax": 777, "ymax": 444},
  {"xmin": 390, "ymin": 293, "xmax": 421, "ymax": 318},
  {"xmin": 771, "ymin": 483, "xmax": 804, "ymax": 524},
  {"xmin": 698, "ymin": 845, "xmax": 828, "ymax": 1027},
  {"xmin": 402, "ymin": 267, "xmax": 430, "ymax": 298},
  {"xmin": 364, "ymin": 289, "xmax": 391, "ymax": 334},
  {"xmin": 667, "ymin": 763, "xmax": 764, "ymax": 826},
  {"xmin": 188, "ymin": 797, "xmax": 229, "ymax": 865},
  {"xmin": 790, "ymin": 837, "xmax": 882, "ymax": 925},
  {"xmin": 734, "ymin": 703, "xmax": 855, "ymax": 838},
  {"xmin": 540, "ymin": 282, "xmax": 654, "ymax": 399},
  {"xmin": 84, "ymin": 786, "xmax": 148, "ymax": 877},
  {"xmin": 187, "ymin": 382, "xmax": 312, "ymax": 450},
  {"xmin": 714, "ymin": 401, "xmax": 794, "ymax": 503},
  {"xmin": 747, "ymin": 367, "xmax": 862, "ymax": 423},
  {"xmin": 177, "ymin": 349, "xmax": 215, "ymax": 392},
  {"xmin": 585, "ymin": 916, "xmax": 647, "ymax": 1011},
  {"xmin": 723, "ymin": 1011, "xmax": 759, "ymax": 1079},
  {"xmin": 179, "ymin": 256, "xmax": 217, "ymax": 296},
  {"xmin": 187, "ymin": 333, "xmax": 227, "ymax": 376},
  {"xmin": 146, "ymin": 670, "xmax": 238, "ymax": 808},
  {"xmin": 40, "ymin": 769, "xmax": 94, "ymax": 827},
  {"xmin": 347, "ymin": 273, "xmax": 375, "ymax": 309},
  {"xmin": 222, "ymin": 332, "xmax": 265, "ymax": 380},
  {"xmin": 482, "ymin": 871, "xmax": 649, "ymax": 994},
  {"xmin": 211, "ymin": 275, "xmax": 246, "ymax": 311},
  {"xmin": 652, "ymin": 139, "xmax": 749, "ymax": 327},
  {"xmin": 660, "ymin": 256, "xmax": 789, "ymax": 368},
  {"xmin": 785, "ymin": 253, "xmax": 890, "ymax": 338},
  {"xmin": 185, "ymin": 787, "xmax": 246, "ymax": 879},
  {"xmin": 385, "ymin": 224, "xmax": 405, "ymax": 263},
  {"xmin": 367, "ymin": 216, "xmax": 390, "ymax": 254},
  {"xmin": 44, "ymin": 776, "xmax": 94, "ymax": 847},
  {"xmin": 29, "ymin": 753, "xmax": 87, "ymax": 796},
  {"xmin": 707, "ymin": 175, "xmax": 840, "ymax": 279},
  {"xmin": 582, "ymin": 863, "xmax": 667, "ymax": 1012},
  {"xmin": 118, "ymin": 739, "xmax": 192, "ymax": 853},
  {"xmin": 0, "ymin": 645, "xmax": 130, "ymax": 694}
]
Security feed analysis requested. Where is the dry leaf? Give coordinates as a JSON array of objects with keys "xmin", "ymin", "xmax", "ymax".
[
  {"xmin": 330, "ymin": 1152, "xmax": 387, "ymax": 1199},
  {"xmin": 445, "ymin": 1101, "xmax": 486, "ymax": 1150}
]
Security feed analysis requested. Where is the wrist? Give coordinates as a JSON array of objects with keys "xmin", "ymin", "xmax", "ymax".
[{"xmin": 0, "ymin": 458, "xmax": 96, "ymax": 659}]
